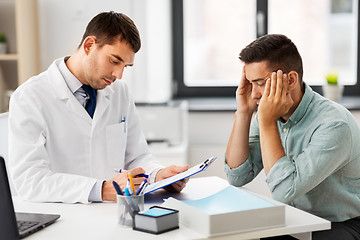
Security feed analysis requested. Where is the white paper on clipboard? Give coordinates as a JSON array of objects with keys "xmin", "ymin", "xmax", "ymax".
[{"xmin": 143, "ymin": 157, "xmax": 217, "ymax": 195}]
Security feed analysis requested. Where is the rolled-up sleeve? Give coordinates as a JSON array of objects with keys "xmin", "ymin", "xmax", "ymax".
[
  {"xmin": 225, "ymin": 158, "xmax": 257, "ymax": 186},
  {"xmin": 266, "ymin": 120, "xmax": 352, "ymax": 204},
  {"xmin": 224, "ymin": 114, "xmax": 263, "ymax": 186}
]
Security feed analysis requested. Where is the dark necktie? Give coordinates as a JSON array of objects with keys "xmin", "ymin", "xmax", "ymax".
[{"xmin": 82, "ymin": 85, "xmax": 96, "ymax": 118}]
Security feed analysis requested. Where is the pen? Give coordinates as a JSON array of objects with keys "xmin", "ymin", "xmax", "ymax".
[
  {"xmin": 124, "ymin": 188, "xmax": 140, "ymax": 213},
  {"xmin": 113, "ymin": 168, "xmax": 123, "ymax": 173},
  {"xmin": 124, "ymin": 187, "xmax": 131, "ymax": 196},
  {"xmin": 136, "ymin": 179, "xmax": 148, "ymax": 195},
  {"xmin": 126, "ymin": 180, "xmax": 133, "ymax": 195},
  {"xmin": 113, "ymin": 181, "xmax": 134, "ymax": 222},
  {"xmin": 122, "ymin": 187, "xmax": 138, "ymax": 218},
  {"xmin": 121, "ymin": 116, "xmax": 126, "ymax": 133},
  {"xmin": 128, "ymin": 173, "xmax": 136, "ymax": 195},
  {"xmin": 136, "ymin": 173, "xmax": 149, "ymax": 178},
  {"xmin": 112, "ymin": 181, "xmax": 123, "ymax": 195},
  {"xmin": 139, "ymin": 182, "xmax": 149, "ymax": 195},
  {"xmin": 113, "ymin": 169, "xmax": 149, "ymax": 178}
]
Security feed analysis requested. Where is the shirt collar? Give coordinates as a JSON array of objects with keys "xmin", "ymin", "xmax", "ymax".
[
  {"xmin": 287, "ymin": 82, "xmax": 315, "ymax": 124},
  {"xmin": 57, "ymin": 57, "xmax": 83, "ymax": 93}
]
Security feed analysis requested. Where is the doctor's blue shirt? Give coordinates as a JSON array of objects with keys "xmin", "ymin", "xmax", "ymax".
[{"xmin": 225, "ymin": 83, "xmax": 360, "ymax": 222}]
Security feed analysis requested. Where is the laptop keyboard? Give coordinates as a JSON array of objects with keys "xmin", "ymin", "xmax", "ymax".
[{"xmin": 17, "ymin": 220, "xmax": 39, "ymax": 232}]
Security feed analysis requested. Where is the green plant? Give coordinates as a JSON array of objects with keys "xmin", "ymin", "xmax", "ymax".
[
  {"xmin": 0, "ymin": 33, "xmax": 6, "ymax": 43},
  {"xmin": 325, "ymin": 71, "xmax": 338, "ymax": 85}
]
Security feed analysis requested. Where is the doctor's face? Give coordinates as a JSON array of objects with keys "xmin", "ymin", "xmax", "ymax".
[{"xmin": 83, "ymin": 36, "xmax": 135, "ymax": 90}]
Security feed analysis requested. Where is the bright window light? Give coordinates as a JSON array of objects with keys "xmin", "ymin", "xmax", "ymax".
[{"xmin": 183, "ymin": 0, "xmax": 256, "ymax": 86}]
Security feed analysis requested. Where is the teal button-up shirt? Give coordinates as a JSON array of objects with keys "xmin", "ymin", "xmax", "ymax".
[{"xmin": 225, "ymin": 83, "xmax": 360, "ymax": 222}]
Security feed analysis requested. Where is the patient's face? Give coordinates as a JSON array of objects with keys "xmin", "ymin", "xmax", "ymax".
[{"xmin": 245, "ymin": 61, "xmax": 272, "ymax": 104}]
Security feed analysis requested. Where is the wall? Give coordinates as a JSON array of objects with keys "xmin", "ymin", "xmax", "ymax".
[
  {"xmin": 37, "ymin": 0, "xmax": 172, "ymax": 103},
  {"xmin": 187, "ymin": 111, "xmax": 271, "ymax": 197},
  {"xmin": 187, "ymin": 111, "xmax": 233, "ymax": 179}
]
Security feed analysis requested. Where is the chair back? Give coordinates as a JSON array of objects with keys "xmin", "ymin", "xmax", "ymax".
[
  {"xmin": 0, "ymin": 112, "xmax": 16, "ymax": 195},
  {"xmin": 0, "ymin": 112, "xmax": 9, "ymax": 160}
]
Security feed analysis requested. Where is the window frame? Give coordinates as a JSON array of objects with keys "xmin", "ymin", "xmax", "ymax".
[
  {"xmin": 172, "ymin": 0, "xmax": 236, "ymax": 97},
  {"xmin": 172, "ymin": 0, "xmax": 360, "ymax": 98}
]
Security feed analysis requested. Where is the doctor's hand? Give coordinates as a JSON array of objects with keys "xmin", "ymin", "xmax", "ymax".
[
  {"xmin": 155, "ymin": 165, "xmax": 190, "ymax": 193},
  {"xmin": 102, "ymin": 167, "xmax": 147, "ymax": 202}
]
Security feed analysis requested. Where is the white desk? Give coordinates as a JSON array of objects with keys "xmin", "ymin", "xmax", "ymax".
[{"xmin": 13, "ymin": 177, "xmax": 330, "ymax": 240}]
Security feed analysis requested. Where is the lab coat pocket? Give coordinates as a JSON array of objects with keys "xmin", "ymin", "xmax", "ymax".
[{"xmin": 106, "ymin": 123, "xmax": 127, "ymax": 166}]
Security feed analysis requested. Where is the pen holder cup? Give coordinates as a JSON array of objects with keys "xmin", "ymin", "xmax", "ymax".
[{"xmin": 117, "ymin": 194, "xmax": 144, "ymax": 227}]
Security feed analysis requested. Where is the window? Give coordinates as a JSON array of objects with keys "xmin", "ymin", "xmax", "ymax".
[
  {"xmin": 183, "ymin": 0, "xmax": 256, "ymax": 87},
  {"xmin": 173, "ymin": 0, "xmax": 360, "ymax": 97},
  {"xmin": 268, "ymin": 0, "xmax": 358, "ymax": 86}
]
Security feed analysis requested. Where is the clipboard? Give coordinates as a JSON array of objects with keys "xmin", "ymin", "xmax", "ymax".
[{"xmin": 143, "ymin": 157, "xmax": 217, "ymax": 195}]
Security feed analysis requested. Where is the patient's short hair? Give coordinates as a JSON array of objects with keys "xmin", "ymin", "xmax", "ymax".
[{"xmin": 239, "ymin": 34, "xmax": 303, "ymax": 83}]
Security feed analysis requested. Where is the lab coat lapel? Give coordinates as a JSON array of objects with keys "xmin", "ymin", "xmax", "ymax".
[
  {"xmin": 48, "ymin": 61, "xmax": 92, "ymax": 124},
  {"xmin": 94, "ymin": 86, "xmax": 113, "ymax": 121},
  {"xmin": 66, "ymin": 96, "xmax": 93, "ymax": 124}
]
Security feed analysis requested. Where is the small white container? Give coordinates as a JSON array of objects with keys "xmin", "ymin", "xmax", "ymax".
[
  {"xmin": 323, "ymin": 84, "xmax": 344, "ymax": 102},
  {"xmin": 0, "ymin": 42, "xmax": 6, "ymax": 54}
]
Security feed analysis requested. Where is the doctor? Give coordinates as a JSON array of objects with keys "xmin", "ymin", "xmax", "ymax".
[{"xmin": 8, "ymin": 11, "xmax": 189, "ymax": 203}]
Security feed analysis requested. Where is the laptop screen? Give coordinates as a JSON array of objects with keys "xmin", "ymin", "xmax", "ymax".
[
  {"xmin": 0, "ymin": 156, "xmax": 20, "ymax": 240},
  {"xmin": 0, "ymin": 156, "xmax": 61, "ymax": 239}
]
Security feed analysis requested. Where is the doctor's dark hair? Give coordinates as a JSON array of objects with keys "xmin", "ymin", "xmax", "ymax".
[
  {"xmin": 78, "ymin": 11, "xmax": 141, "ymax": 53},
  {"xmin": 239, "ymin": 34, "xmax": 303, "ymax": 83}
]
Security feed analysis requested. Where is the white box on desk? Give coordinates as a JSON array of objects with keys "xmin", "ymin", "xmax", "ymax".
[{"xmin": 162, "ymin": 185, "xmax": 285, "ymax": 237}]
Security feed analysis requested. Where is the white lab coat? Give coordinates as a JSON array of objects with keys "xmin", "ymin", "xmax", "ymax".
[{"xmin": 8, "ymin": 58, "xmax": 163, "ymax": 203}]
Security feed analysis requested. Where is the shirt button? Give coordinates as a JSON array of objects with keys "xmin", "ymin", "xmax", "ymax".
[
  {"xmin": 294, "ymin": 121, "xmax": 298, "ymax": 124},
  {"xmin": 283, "ymin": 128, "xmax": 287, "ymax": 132}
]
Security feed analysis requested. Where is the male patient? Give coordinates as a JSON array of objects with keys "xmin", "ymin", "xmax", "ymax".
[
  {"xmin": 9, "ymin": 11, "xmax": 188, "ymax": 204},
  {"xmin": 225, "ymin": 34, "xmax": 360, "ymax": 239}
]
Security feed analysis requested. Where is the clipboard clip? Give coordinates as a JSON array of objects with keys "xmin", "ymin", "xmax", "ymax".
[{"xmin": 200, "ymin": 157, "xmax": 217, "ymax": 170}]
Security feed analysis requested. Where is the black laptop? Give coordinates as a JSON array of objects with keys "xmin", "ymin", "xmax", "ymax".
[{"xmin": 0, "ymin": 156, "xmax": 60, "ymax": 239}]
